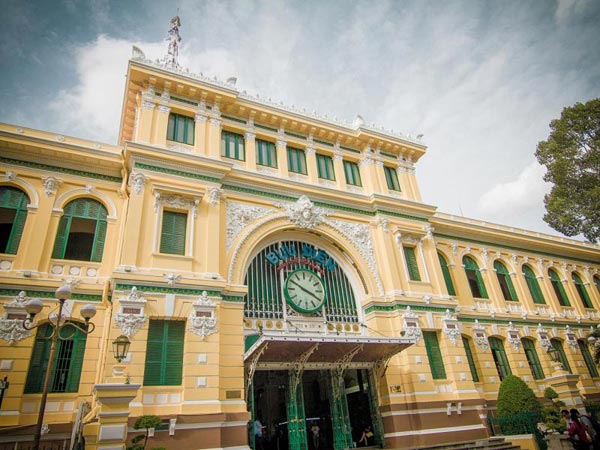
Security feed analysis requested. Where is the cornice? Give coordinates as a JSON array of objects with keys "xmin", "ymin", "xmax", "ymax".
[
  {"xmin": 1, "ymin": 156, "xmax": 122, "ymax": 183},
  {"xmin": 457, "ymin": 315, "xmax": 594, "ymax": 329},
  {"xmin": 0, "ymin": 287, "xmax": 102, "ymax": 302}
]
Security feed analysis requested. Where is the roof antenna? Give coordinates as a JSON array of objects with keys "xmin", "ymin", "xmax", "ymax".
[{"xmin": 164, "ymin": 12, "xmax": 181, "ymax": 68}]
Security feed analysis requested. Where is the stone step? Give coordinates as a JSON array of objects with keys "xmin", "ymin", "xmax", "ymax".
[{"xmin": 412, "ymin": 437, "xmax": 521, "ymax": 450}]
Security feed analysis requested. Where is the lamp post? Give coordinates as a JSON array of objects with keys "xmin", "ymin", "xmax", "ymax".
[{"xmin": 23, "ymin": 285, "xmax": 96, "ymax": 450}]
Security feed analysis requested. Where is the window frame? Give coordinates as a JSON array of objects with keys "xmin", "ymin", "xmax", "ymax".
[
  {"xmin": 0, "ymin": 186, "xmax": 29, "ymax": 254},
  {"xmin": 343, "ymin": 160, "xmax": 362, "ymax": 187},
  {"xmin": 159, "ymin": 209, "xmax": 188, "ymax": 256},
  {"xmin": 521, "ymin": 338, "xmax": 545, "ymax": 380},
  {"xmin": 572, "ymin": 272, "xmax": 593, "ymax": 308},
  {"xmin": 438, "ymin": 252, "xmax": 456, "ymax": 296},
  {"xmin": 221, "ymin": 129, "xmax": 246, "ymax": 161},
  {"xmin": 316, "ymin": 153, "xmax": 335, "ymax": 181},
  {"xmin": 256, "ymin": 138, "xmax": 277, "ymax": 168},
  {"xmin": 403, "ymin": 246, "xmax": 421, "ymax": 281},
  {"xmin": 522, "ymin": 265, "xmax": 546, "ymax": 304},
  {"xmin": 52, "ymin": 198, "xmax": 108, "ymax": 262},
  {"xmin": 579, "ymin": 339, "xmax": 599, "ymax": 378},
  {"xmin": 548, "ymin": 269, "xmax": 570, "ymax": 307},
  {"xmin": 463, "ymin": 256, "xmax": 488, "ymax": 299},
  {"xmin": 153, "ymin": 190, "xmax": 199, "ymax": 257},
  {"xmin": 550, "ymin": 338, "xmax": 572, "ymax": 373},
  {"xmin": 494, "ymin": 260, "xmax": 518, "ymax": 302},
  {"xmin": 383, "ymin": 166, "xmax": 401, "ymax": 191},
  {"xmin": 287, "ymin": 146, "xmax": 307, "ymax": 175},
  {"xmin": 167, "ymin": 113, "xmax": 195, "ymax": 145},
  {"xmin": 488, "ymin": 336, "xmax": 512, "ymax": 380}
]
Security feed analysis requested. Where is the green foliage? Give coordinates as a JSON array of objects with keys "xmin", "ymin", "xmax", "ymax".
[
  {"xmin": 585, "ymin": 400, "xmax": 600, "ymax": 422},
  {"xmin": 497, "ymin": 375, "xmax": 542, "ymax": 419},
  {"xmin": 535, "ymin": 98, "xmax": 600, "ymax": 243},
  {"xmin": 544, "ymin": 387, "xmax": 558, "ymax": 401},
  {"xmin": 127, "ymin": 415, "xmax": 163, "ymax": 450},
  {"xmin": 542, "ymin": 406, "xmax": 566, "ymax": 433}
]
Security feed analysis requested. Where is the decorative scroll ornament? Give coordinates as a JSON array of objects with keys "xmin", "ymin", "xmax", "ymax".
[
  {"xmin": 163, "ymin": 16, "xmax": 181, "ymax": 68},
  {"xmin": 506, "ymin": 322, "xmax": 521, "ymax": 352},
  {"xmin": 188, "ymin": 291, "xmax": 218, "ymax": 340},
  {"xmin": 114, "ymin": 287, "xmax": 147, "ymax": 338},
  {"xmin": 164, "ymin": 273, "xmax": 182, "ymax": 285},
  {"xmin": 154, "ymin": 192, "xmax": 196, "ymax": 212},
  {"xmin": 442, "ymin": 309, "xmax": 460, "ymax": 345},
  {"xmin": 402, "ymin": 306, "xmax": 422, "ymax": 343},
  {"xmin": 129, "ymin": 172, "xmax": 148, "ymax": 195},
  {"xmin": 275, "ymin": 195, "xmax": 330, "ymax": 229},
  {"xmin": 42, "ymin": 176, "xmax": 61, "ymax": 197},
  {"xmin": 0, "ymin": 291, "xmax": 32, "ymax": 344},
  {"xmin": 473, "ymin": 320, "xmax": 489, "ymax": 351},
  {"xmin": 537, "ymin": 324, "xmax": 552, "ymax": 352},
  {"xmin": 225, "ymin": 201, "xmax": 274, "ymax": 250},
  {"xmin": 208, "ymin": 187, "xmax": 222, "ymax": 207},
  {"xmin": 565, "ymin": 325, "xmax": 578, "ymax": 352}
]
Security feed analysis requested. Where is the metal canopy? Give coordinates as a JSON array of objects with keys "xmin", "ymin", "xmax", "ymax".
[{"xmin": 244, "ymin": 332, "xmax": 415, "ymax": 365}]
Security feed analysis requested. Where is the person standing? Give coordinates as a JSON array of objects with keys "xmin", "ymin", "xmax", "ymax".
[
  {"xmin": 568, "ymin": 409, "xmax": 592, "ymax": 450},
  {"xmin": 311, "ymin": 422, "xmax": 320, "ymax": 450},
  {"xmin": 254, "ymin": 418, "xmax": 265, "ymax": 450}
]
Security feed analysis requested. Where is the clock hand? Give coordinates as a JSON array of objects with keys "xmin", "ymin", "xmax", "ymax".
[{"xmin": 289, "ymin": 279, "xmax": 322, "ymax": 302}]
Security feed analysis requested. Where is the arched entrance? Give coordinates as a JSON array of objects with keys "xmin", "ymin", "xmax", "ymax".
[{"xmin": 243, "ymin": 238, "xmax": 413, "ymax": 450}]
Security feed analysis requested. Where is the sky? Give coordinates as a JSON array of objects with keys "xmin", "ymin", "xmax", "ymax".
[{"xmin": 1, "ymin": 0, "xmax": 599, "ymax": 240}]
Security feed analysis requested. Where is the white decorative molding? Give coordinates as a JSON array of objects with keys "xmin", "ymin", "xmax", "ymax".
[
  {"xmin": 42, "ymin": 176, "xmax": 61, "ymax": 197},
  {"xmin": 0, "ymin": 291, "xmax": 32, "ymax": 344},
  {"xmin": 154, "ymin": 192, "xmax": 197, "ymax": 212},
  {"xmin": 325, "ymin": 218, "xmax": 383, "ymax": 295},
  {"xmin": 114, "ymin": 287, "xmax": 147, "ymax": 338},
  {"xmin": 188, "ymin": 291, "xmax": 218, "ymax": 340},
  {"xmin": 506, "ymin": 322, "xmax": 521, "ymax": 352},
  {"xmin": 225, "ymin": 201, "xmax": 274, "ymax": 251},
  {"xmin": 2, "ymin": 172, "xmax": 39, "ymax": 208},
  {"xmin": 473, "ymin": 320, "xmax": 489, "ymax": 351},
  {"xmin": 442, "ymin": 309, "xmax": 460, "ymax": 345},
  {"xmin": 537, "ymin": 324, "xmax": 552, "ymax": 351},
  {"xmin": 208, "ymin": 187, "xmax": 222, "ymax": 207},
  {"xmin": 54, "ymin": 188, "xmax": 117, "ymax": 219},
  {"xmin": 128, "ymin": 172, "xmax": 148, "ymax": 195},
  {"xmin": 565, "ymin": 325, "xmax": 578, "ymax": 352},
  {"xmin": 164, "ymin": 273, "xmax": 181, "ymax": 285},
  {"xmin": 402, "ymin": 306, "xmax": 422, "ymax": 343},
  {"xmin": 275, "ymin": 195, "xmax": 331, "ymax": 229}
]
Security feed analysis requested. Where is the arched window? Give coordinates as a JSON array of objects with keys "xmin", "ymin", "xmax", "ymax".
[
  {"xmin": 522, "ymin": 265, "xmax": 545, "ymax": 304},
  {"xmin": 572, "ymin": 272, "xmax": 593, "ymax": 308},
  {"xmin": 24, "ymin": 322, "xmax": 88, "ymax": 393},
  {"xmin": 463, "ymin": 256, "xmax": 488, "ymax": 299},
  {"xmin": 548, "ymin": 269, "xmax": 570, "ymax": 307},
  {"xmin": 521, "ymin": 338, "xmax": 544, "ymax": 380},
  {"xmin": 578, "ymin": 339, "xmax": 599, "ymax": 378},
  {"xmin": 550, "ymin": 338, "xmax": 572, "ymax": 373},
  {"xmin": 595, "ymin": 275, "xmax": 600, "ymax": 295},
  {"xmin": 52, "ymin": 198, "xmax": 108, "ymax": 262},
  {"xmin": 462, "ymin": 335, "xmax": 480, "ymax": 382},
  {"xmin": 488, "ymin": 337, "xmax": 512, "ymax": 380},
  {"xmin": 438, "ymin": 252, "xmax": 456, "ymax": 296},
  {"xmin": 0, "ymin": 186, "xmax": 29, "ymax": 254},
  {"xmin": 494, "ymin": 260, "xmax": 518, "ymax": 301}
]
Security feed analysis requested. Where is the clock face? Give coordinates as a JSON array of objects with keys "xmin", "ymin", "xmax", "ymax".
[{"xmin": 284, "ymin": 269, "xmax": 327, "ymax": 313}]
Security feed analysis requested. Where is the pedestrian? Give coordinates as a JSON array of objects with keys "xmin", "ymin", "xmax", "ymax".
[
  {"xmin": 358, "ymin": 425, "xmax": 373, "ymax": 447},
  {"xmin": 254, "ymin": 418, "xmax": 265, "ymax": 450},
  {"xmin": 311, "ymin": 421, "xmax": 320, "ymax": 450},
  {"xmin": 568, "ymin": 409, "xmax": 592, "ymax": 450}
]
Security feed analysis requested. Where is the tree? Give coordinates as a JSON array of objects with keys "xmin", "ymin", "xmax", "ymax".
[
  {"xmin": 535, "ymin": 98, "xmax": 600, "ymax": 243},
  {"xmin": 497, "ymin": 375, "xmax": 542, "ymax": 418},
  {"xmin": 127, "ymin": 415, "xmax": 162, "ymax": 450}
]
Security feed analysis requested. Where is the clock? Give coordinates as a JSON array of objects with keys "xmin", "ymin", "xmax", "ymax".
[{"xmin": 284, "ymin": 269, "xmax": 327, "ymax": 313}]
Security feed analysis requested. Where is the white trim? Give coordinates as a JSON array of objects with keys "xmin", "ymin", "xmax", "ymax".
[
  {"xmin": 128, "ymin": 420, "xmax": 248, "ymax": 432},
  {"xmin": 182, "ymin": 400, "xmax": 246, "ymax": 406},
  {"xmin": 54, "ymin": 188, "xmax": 118, "ymax": 219},
  {"xmin": 0, "ymin": 175, "xmax": 39, "ymax": 208},
  {"xmin": 0, "ymin": 410, "xmax": 19, "ymax": 416},
  {"xmin": 381, "ymin": 405, "xmax": 481, "ymax": 417},
  {"xmin": 385, "ymin": 423, "xmax": 486, "ymax": 438}
]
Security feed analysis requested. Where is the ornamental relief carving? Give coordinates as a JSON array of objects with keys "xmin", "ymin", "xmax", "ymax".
[
  {"xmin": 113, "ymin": 287, "xmax": 147, "ymax": 338},
  {"xmin": 275, "ymin": 195, "xmax": 331, "ymax": 229},
  {"xmin": 188, "ymin": 291, "xmax": 218, "ymax": 340},
  {"xmin": 0, "ymin": 291, "xmax": 32, "ymax": 344},
  {"xmin": 226, "ymin": 201, "xmax": 274, "ymax": 251}
]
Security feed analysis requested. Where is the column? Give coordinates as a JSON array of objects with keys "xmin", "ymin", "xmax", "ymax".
[
  {"xmin": 306, "ymin": 145, "xmax": 318, "ymax": 183},
  {"xmin": 276, "ymin": 139, "xmax": 289, "ymax": 177},
  {"xmin": 120, "ymin": 173, "xmax": 147, "ymax": 268},
  {"xmin": 406, "ymin": 158, "xmax": 423, "ymax": 201}
]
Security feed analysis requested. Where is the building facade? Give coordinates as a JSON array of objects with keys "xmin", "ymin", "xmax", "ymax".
[{"xmin": 1, "ymin": 33, "xmax": 600, "ymax": 450}]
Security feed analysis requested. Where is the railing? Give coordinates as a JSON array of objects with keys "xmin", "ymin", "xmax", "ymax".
[{"xmin": 487, "ymin": 412, "xmax": 547, "ymax": 450}]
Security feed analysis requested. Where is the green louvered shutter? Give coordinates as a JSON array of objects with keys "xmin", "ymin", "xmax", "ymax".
[
  {"xmin": 403, "ymin": 247, "xmax": 421, "ymax": 281},
  {"xmin": 438, "ymin": 253, "xmax": 456, "ymax": 296},
  {"xmin": 494, "ymin": 261, "xmax": 518, "ymax": 301},
  {"xmin": 573, "ymin": 273, "xmax": 593, "ymax": 308},
  {"xmin": 551, "ymin": 339, "xmax": 572, "ymax": 373},
  {"xmin": 24, "ymin": 324, "xmax": 53, "ymax": 393},
  {"xmin": 579, "ymin": 340, "xmax": 599, "ymax": 378},
  {"xmin": 489, "ymin": 337, "xmax": 512, "ymax": 380},
  {"xmin": 523, "ymin": 266, "xmax": 545, "ymax": 304},
  {"xmin": 423, "ymin": 331, "xmax": 446, "ymax": 379},
  {"xmin": 160, "ymin": 211, "xmax": 187, "ymax": 255},
  {"xmin": 65, "ymin": 327, "xmax": 88, "ymax": 392},
  {"xmin": 462, "ymin": 336, "xmax": 479, "ymax": 382},
  {"xmin": 144, "ymin": 320, "xmax": 166, "ymax": 386},
  {"xmin": 164, "ymin": 321, "xmax": 185, "ymax": 386},
  {"xmin": 6, "ymin": 209, "xmax": 27, "ymax": 254},
  {"xmin": 522, "ymin": 339, "xmax": 544, "ymax": 380},
  {"xmin": 52, "ymin": 215, "xmax": 71, "ymax": 258},
  {"xmin": 594, "ymin": 276, "xmax": 600, "ymax": 295},
  {"xmin": 549, "ymin": 270, "xmax": 570, "ymax": 306},
  {"xmin": 91, "ymin": 219, "xmax": 107, "ymax": 262},
  {"xmin": 463, "ymin": 256, "xmax": 488, "ymax": 298}
]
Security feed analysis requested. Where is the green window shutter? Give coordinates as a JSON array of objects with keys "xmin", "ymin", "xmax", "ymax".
[
  {"xmin": 256, "ymin": 139, "xmax": 277, "ymax": 167},
  {"xmin": 522, "ymin": 339, "xmax": 544, "ymax": 380},
  {"xmin": 24, "ymin": 324, "xmax": 52, "ymax": 393},
  {"xmin": 90, "ymin": 219, "xmax": 107, "ymax": 262},
  {"xmin": 522, "ymin": 266, "xmax": 545, "ymax": 304},
  {"xmin": 287, "ymin": 147, "xmax": 307, "ymax": 174},
  {"xmin": 64, "ymin": 326, "xmax": 88, "ymax": 392},
  {"xmin": 167, "ymin": 114, "xmax": 195, "ymax": 145},
  {"xmin": 343, "ymin": 161, "xmax": 362, "ymax": 186},
  {"xmin": 462, "ymin": 336, "xmax": 479, "ymax": 382},
  {"xmin": 316, "ymin": 154, "xmax": 335, "ymax": 180},
  {"xmin": 164, "ymin": 321, "xmax": 185, "ymax": 385},
  {"xmin": 438, "ymin": 253, "xmax": 456, "ymax": 296},
  {"xmin": 572, "ymin": 273, "xmax": 593, "ymax": 308},
  {"xmin": 423, "ymin": 331, "xmax": 446, "ymax": 379},
  {"xmin": 494, "ymin": 261, "xmax": 518, "ymax": 301},
  {"xmin": 551, "ymin": 339, "xmax": 572, "ymax": 373},
  {"xmin": 579, "ymin": 340, "xmax": 599, "ymax": 378},
  {"xmin": 160, "ymin": 211, "xmax": 187, "ymax": 255},
  {"xmin": 403, "ymin": 246, "xmax": 421, "ymax": 281},
  {"xmin": 6, "ymin": 209, "xmax": 27, "ymax": 254},
  {"xmin": 186, "ymin": 116, "xmax": 195, "ymax": 145},
  {"xmin": 489, "ymin": 337, "xmax": 512, "ymax": 380},
  {"xmin": 549, "ymin": 270, "xmax": 570, "ymax": 306},
  {"xmin": 52, "ymin": 215, "xmax": 71, "ymax": 259},
  {"xmin": 594, "ymin": 276, "xmax": 600, "ymax": 295},
  {"xmin": 144, "ymin": 320, "xmax": 185, "ymax": 386},
  {"xmin": 463, "ymin": 256, "xmax": 488, "ymax": 299},
  {"xmin": 384, "ymin": 166, "xmax": 401, "ymax": 191},
  {"xmin": 221, "ymin": 131, "xmax": 245, "ymax": 160}
]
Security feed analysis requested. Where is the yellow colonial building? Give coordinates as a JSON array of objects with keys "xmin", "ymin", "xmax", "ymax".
[{"xmin": 1, "ymin": 21, "xmax": 600, "ymax": 450}]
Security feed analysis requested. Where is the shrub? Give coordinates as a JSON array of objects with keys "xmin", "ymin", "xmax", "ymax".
[
  {"xmin": 497, "ymin": 375, "xmax": 542, "ymax": 419},
  {"xmin": 126, "ymin": 415, "xmax": 162, "ymax": 450}
]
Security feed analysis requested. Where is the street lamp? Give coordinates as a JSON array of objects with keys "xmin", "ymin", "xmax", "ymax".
[
  {"xmin": 112, "ymin": 335, "xmax": 131, "ymax": 363},
  {"xmin": 23, "ymin": 285, "xmax": 96, "ymax": 450}
]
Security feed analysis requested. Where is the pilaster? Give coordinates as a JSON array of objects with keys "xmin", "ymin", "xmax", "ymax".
[
  {"xmin": 152, "ymin": 92, "xmax": 170, "ymax": 147},
  {"xmin": 276, "ymin": 139, "xmax": 289, "ymax": 177},
  {"xmin": 120, "ymin": 173, "xmax": 147, "ymax": 267},
  {"xmin": 135, "ymin": 87, "xmax": 155, "ymax": 143},
  {"xmin": 194, "ymin": 111, "xmax": 208, "ymax": 155},
  {"xmin": 245, "ymin": 130, "xmax": 257, "ymax": 171},
  {"xmin": 207, "ymin": 106, "xmax": 222, "ymax": 158},
  {"xmin": 306, "ymin": 144, "xmax": 318, "ymax": 183},
  {"xmin": 332, "ymin": 148, "xmax": 346, "ymax": 190}
]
